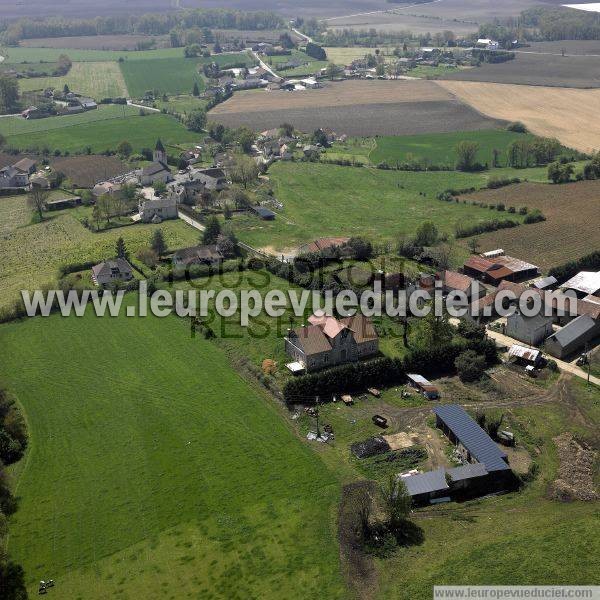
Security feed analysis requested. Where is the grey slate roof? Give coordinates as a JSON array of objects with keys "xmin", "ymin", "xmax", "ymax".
[
  {"xmin": 433, "ymin": 404, "xmax": 509, "ymax": 472},
  {"xmin": 446, "ymin": 463, "xmax": 488, "ymax": 481},
  {"xmin": 402, "ymin": 468, "xmax": 449, "ymax": 497},
  {"xmin": 546, "ymin": 314, "xmax": 597, "ymax": 348}
]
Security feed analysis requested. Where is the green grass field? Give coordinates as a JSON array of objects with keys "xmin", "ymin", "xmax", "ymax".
[
  {"xmin": 370, "ymin": 130, "xmax": 535, "ymax": 167},
  {"xmin": 0, "ymin": 200, "xmax": 200, "ymax": 309},
  {"xmin": 120, "ymin": 52, "xmax": 254, "ymax": 98},
  {"xmin": 0, "ymin": 299, "xmax": 345, "ymax": 599},
  {"xmin": 1, "ymin": 112, "xmax": 199, "ymax": 153},
  {"xmin": 0, "ymin": 104, "xmax": 139, "ymax": 136},
  {"xmin": 269, "ymin": 50, "xmax": 328, "ymax": 77},
  {"xmin": 230, "ymin": 162, "xmax": 525, "ymax": 251},
  {"xmin": 17, "ymin": 61, "xmax": 129, "ymax": 99}
]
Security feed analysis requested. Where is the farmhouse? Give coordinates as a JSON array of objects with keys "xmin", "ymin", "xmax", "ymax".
[
  {"xmin": 194, "ymin": 168, "xmax": 228, "ymax": 191},
  {"xmin": 284, "ymin": 311, "xmax": 378, "ymax": 372},
  {"xmin": 544, "ymin": 315, "xmax": 600, "ymax": 359},
  {"xmin": 172, "ymin": 245, "xmax": 223, "ymax": 267},
  {"xmin": 505, "ymin": 310, "xmax": 554, "ymax": 346},
  {"xmin": 138, "ymin": 196, "xmax": 178, "ymax": 223},
  {"xmin": 93, "ymin": 181, "xmax": 122, "ymax": 198},
  {"xmin": 167, "ymin": 169, "xmax": 214, "ymax": 203},
  {"xmin": 13, "ymin": 158, "xmax": 37, "ymax": 175},
  {"xmin": 91, "ymin": 258, "xmax": 133, "ymax": 286},
  {"xmin": 0, "ymin": 166, "xmax": 29, "ymax": 190}
]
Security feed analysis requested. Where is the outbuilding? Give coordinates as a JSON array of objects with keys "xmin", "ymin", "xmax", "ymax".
[{"xmin": 544, "ymin": 315, "xmax": 600, "ymax": 359}]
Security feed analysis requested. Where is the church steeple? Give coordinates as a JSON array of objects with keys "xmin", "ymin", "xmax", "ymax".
[{"xmin": 153, "ymin": 138, "xmax": 166, "ymax": 164}]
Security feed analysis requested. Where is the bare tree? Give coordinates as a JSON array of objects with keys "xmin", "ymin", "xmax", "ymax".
[{"xmin": 27, "ymin": 187, "xmax": 49, "ymax": 221}]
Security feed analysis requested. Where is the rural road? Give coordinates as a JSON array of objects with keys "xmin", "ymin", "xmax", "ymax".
[
  {"xmin": 126, "ymin": 101, "xmax": 160, "ymax": 112},
  {"xmin": 248, "ymin": 50, "xmax": 279, "ymax": 78},
  {"xmin": 485, "ymin": 328, "xmax": 600, "ymax": 387},
  {"xmin": 292, "ymin": 28, "xmax": 313, "ymax": 44},
  {"xmin": 322, "ymin": 0, "xmax": 444, "ymax": 22}
]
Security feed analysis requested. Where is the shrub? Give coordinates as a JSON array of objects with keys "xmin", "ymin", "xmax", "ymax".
[
  {"xmin": 455, "ymin": 219, "xmax": 519, "ymax": 239},
  {"xmin": 524, "ymin": 210, "xmax": 546, "ymax": 224},
  {"xmin": 455, "ymin": 350, "xmax": 486, "ymax": 382}
]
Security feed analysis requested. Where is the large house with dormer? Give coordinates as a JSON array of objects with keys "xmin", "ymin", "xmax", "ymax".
[{"xmin": 284, "ymin": 311, "xmax": 379, "ymax": 372}]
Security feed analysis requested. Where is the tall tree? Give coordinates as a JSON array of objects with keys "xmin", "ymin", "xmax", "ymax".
[
  {"xmin": 0, "ymin": 76, "xmax": 19, "ymax": 115},
  {"xmin": 27, "ymin": 187, "xmax": 48, "ymax": 221},
  {"xmin": 150, "ymin": 229, "xmax": 167, "ymax": 256},
  {"xmin": 455, "ymin": 141, "xmax": 480, "ymax": 171},
  {"xmin": 229, "ymin": 154, "xmax": 259, "ymax": 189},
  {"xmin": 202, "ymin": 216, "xmax": 221, "ymax": 245},
  {"xmin": 192, "ymin": 81, "xmax": 200, "ymax": 96},
  {"xmin": 115, "ymin": 236, "xmax": 128, "ymax": 260}
]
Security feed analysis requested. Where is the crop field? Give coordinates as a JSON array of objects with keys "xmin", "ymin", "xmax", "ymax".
[
  {"xmin": 50, "ymin": 155, "xmax": 131, "ymax": 188},
  {"xmin": 370, "ymin": 129, "xmax": 535, "ymax": 167},
  {"xmin": 1, "ymin": 112, "xmax": 199, "ymax": 154},
  {"xmin": 120, "ymin": 57, "xmax": 206, "ymax": 98},
  {"xmin": 0, "ymin": 300, "xmax": 345, "ymax": 599},
  {"xmin": 119, "ymin": 53, "xmax": 254, "ymax": 98},
  {"xmin": 437, "ymin": 81, "xmax": 600, "ymax": 153},
  {"xmin": 19, "ymin": 34, "xmax": 171, "ymax": 50},
  {"xmin": 229, "ymin": 161, "xmax": 525, "ymax": 253},
  {"xmin": 17, "ymin": 61, "xmax": 129, "ymax": 98},
  {"xmin": 440, "ymin": 51, "xmax": 600, "ymax": 89},
  {"xmin": 459, "ymin": 179, "xmax": 600, "ymax": 270},
  {"xmin": 0, "ymin": 202, "xmax": 199, "ymax": 309},
  {"xmin": 323, "ymin": 47, "xmax": 382, "ymax": 64},
  {"xmin": 0, "ymin": 46, "xmax": 185, "ymax": 63},
  {"xmin": 209, "ymin": 80, "xmax": 504, "ymax": 135}
]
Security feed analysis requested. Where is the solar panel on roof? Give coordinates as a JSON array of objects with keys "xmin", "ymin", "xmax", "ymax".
[{"xmin": 433, "ymin": 405, "xmax": 509, "ymax": 472}]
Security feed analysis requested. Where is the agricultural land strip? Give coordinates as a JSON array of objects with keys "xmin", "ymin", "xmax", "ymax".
[{"xmin": 437, "ymin": 81, "xmax": 600, "ymax": 153}]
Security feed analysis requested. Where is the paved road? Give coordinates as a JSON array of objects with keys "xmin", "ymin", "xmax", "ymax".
[
  {"xmin": 248, "ymin": 50, "xmax": 278, "ymax": 78},
  {"xmin": 178, "ymin": 210, "xmax": 205, "ymax": 231},
  {"xmin": 485, "ymin": 328, "xmax": 600, "ymax": 387},
  {"xmin": 291, "ymin": 28, "xmax": 313, "ymax": 44}
]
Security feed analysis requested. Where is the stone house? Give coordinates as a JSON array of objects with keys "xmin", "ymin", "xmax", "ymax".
[
  {"xmin": 505, "ymin": 310, "xmax": 554, "ymax": 346},
  {"xmin": 284, "ymin": 311, "xmax": 378, "ymax": 372}
]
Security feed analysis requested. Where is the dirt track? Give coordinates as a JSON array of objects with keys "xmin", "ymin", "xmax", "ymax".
[{"xmin": 437, "ymin": 80, "xmax": 600, "ymax": 152}]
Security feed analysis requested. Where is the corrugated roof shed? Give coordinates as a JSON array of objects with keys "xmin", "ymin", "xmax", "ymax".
[
  {"xmin": 532, "ymin": 276, "xmax": 558, "ymax": 290},
  {"xmin": 508, "ymin": 344, "xmax": 541, "ymax": 362},
  {"xmin": 446, "ymin": 463, "xmax": 488, "ymax": 481},
  {"xmin": 546, "ymin": 314, "xmax": 598, "ymax": 347},
  {"xmin": 402, "ymin": 468, "xmax": 449, "ymax": 497},
  {"xmin": 433, "ymin": 404, "xmax": 509, "ymax": 472},
  {"xmin": 560, "ymin": 271, "xmax": 600, "ymax": 295}
]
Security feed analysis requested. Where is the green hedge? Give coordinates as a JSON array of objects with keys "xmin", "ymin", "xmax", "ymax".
[{"xmin": 283, "ymin": 356, "xmax": 405, "ymax": 404}]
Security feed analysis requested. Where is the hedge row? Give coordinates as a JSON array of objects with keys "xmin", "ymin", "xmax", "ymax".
[
  {"xmin": 283, "ymin": 357, "xmax": 404, "ymax": 404},
  {"xmin": 455, "ymin": 218, "xmax": 519, "ymax": 239},
  {"xmin": 548, "ymin": 250, "xmax": 600, "ymax": 282}
]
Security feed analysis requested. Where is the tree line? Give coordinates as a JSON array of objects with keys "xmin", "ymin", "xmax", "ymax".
[{"xmin": 1, "ymin": 9, "xmax": 285, "ymax": 45}]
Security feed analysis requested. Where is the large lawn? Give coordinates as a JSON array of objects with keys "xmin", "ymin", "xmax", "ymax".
[
  {"xmin": 0, "ymin": 300, "xmax": 345, "ymax": 599},
  {"xmin": 231, "ymin": 162, "xmax": 524, "ymax": 252},
  {"xmin": 17, "ymin": 61, "xmax": 129, "ymax": 98},
  {"xmin": 120, "ymin": 53, "xmax": 255, "ymax": 98},
  {"xmin": 0, "ymin": 200, "xmax": 199, "ymax": 310},
  {"xmin": 369, "ymin": 129, "xmax": 536, "ymax": 167},
  {"xmin": 1, "ymin": 112, "xmax": 199, "ymax": 153},
  {"xmin": 0, "ymin": 104, "xmax": 139, "ymax": 136}
]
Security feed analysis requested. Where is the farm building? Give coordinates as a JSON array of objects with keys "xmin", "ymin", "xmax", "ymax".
[
  {"xmin": 12, "ymin": 157, "xmax": 37, "ymax": 175},
  {"xmin": 532, "ymin": 276, "xmax": 558, "ymax": 291},
  {"xmin": 544, "ymin": 315, "xmax": 600, "ymax": 359},
  {"xmin": 46, "ymin": 196, "xmax": 82, "ymax": 211},
  {"xmin": 438, "ymin": 270, "xmax": 485, "ymax": 301},
  {"xmin": 505, "ymin": 310, "xmax": 554, "ymax": 346},
  {"xmin": 284, "ymin": 312, "xmax": 378, "ymax": 372},
  {"xmin": 433, "ymin": 404, "xmax": 511, "ymax": 478},
  {"xmin": 172, "ymin": 245, "xmax": 223, "ymax": 267},
  {"xmin": 93, "ymin": 181, "xmax": 122, "ymax": 199},
  {"xmin": 138, "ymin": 162, "xmax": 173, "ymax": 186},
  {"xmin": 463, "ymin": 254, "xmax": 539, "ymax": 284},
  {"xmin": 91, "ymin": 258, "xmax": 133, "ymax": 286},
  {"xmin": 401, "ymin": 468, "xmax": 449, "ymax": 505},
  {"xmin": 507, "ymin": 344, "xmax": 542, "ymax": 367},
  {"xmin": 194, "ymin": 168, "xmax": 228, "ymax": 191},
  {"xmin": 0, "ymin": 166, "xmax": 29, "ymax": 190},
  {"xmin": 251, "ymin": 206, "xmax": 276, "ymax": 220},
  {"xmin": 407, "ymin": 374, "xmax": 440, "ymax": 400},
  {"xmin": 559, "ymin": 271, "xmax": 600, "ymax": 298}
]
